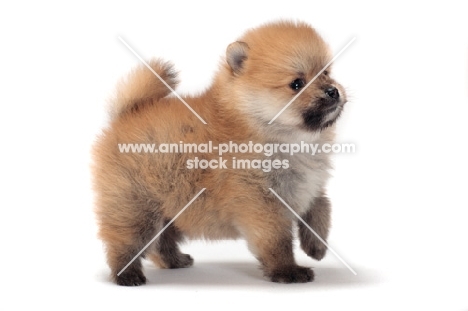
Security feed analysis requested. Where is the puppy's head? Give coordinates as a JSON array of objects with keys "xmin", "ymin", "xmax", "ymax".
[{"xmin": 224, "ymin": 21, "xmax": 346, "ymax": 135}]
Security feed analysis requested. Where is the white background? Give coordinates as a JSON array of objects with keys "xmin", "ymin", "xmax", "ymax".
[{"xmin": 1, "ymin": 1, "xmax": 467, "ymax": 310}]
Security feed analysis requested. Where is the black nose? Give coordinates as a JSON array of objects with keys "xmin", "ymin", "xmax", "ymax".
[{"xmin": 325, "ymin": 87, "xmax": 339, "ymax": 100}]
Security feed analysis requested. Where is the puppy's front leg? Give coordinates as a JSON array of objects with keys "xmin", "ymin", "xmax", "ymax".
[
  {"xmin": 239, "ymin": 212, "xmax": 314, "ymax": 283},
  {"xmin": 298, "ymin": 195, "xmax": 331, "ymax": 260}
]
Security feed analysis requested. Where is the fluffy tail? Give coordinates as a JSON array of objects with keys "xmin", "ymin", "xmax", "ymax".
[{"xmin": 109, "ymin": 59, "xmax": 178, "ymax": 119}]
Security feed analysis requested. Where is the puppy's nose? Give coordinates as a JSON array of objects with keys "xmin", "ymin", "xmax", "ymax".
[{"xmin": 325, "ymin": 87, "xmax": 339, "ymax": 100}]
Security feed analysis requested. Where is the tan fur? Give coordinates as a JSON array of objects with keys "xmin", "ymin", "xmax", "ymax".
[
  {"xmin": 109, "ymin": 59, "xmax": 178, "ymax": 119},
  {"xmin": 92, "ymin": 20, "xmax": 347, "ymax": 286}
]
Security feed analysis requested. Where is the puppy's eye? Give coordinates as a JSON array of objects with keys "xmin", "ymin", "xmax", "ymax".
[
  {"xmin": 290, "ymin": 78, "xmax": 305, "ymax": 90},
  {"xmin": 323, "ymin": 70, "xmax": 329, "ymax": 76}
]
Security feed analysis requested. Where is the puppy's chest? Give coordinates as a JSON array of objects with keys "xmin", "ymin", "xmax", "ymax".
[{"xmin": 269, "ymin": 154, "xmax": 330, "ymax": 216}]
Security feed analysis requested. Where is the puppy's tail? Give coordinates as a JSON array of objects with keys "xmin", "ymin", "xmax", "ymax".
[{"xmin": 109, "ymin": 59, "xmax": 178, "ymax": 119}]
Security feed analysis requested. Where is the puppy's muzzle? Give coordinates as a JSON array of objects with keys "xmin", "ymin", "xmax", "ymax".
[{"xmin": 325, "ymin": 86, "xmax": 339, "ymax": 100}]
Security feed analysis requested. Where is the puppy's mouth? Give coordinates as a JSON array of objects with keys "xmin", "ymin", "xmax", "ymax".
[
  {"xmin": 301, "ymin": 97, "xmax": 344, "ymax": 131},
  {"xmin": 299, "ymin": 84, "xmax": 347, "ymax": 131}
]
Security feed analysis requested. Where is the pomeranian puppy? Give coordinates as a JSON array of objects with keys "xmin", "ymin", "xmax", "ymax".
[{"xmin": 93, "ymin": 20, "xmax": 347, "ymax": 286}]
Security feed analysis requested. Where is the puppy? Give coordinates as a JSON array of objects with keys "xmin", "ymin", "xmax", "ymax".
[{"xmin": 93, "ymin": 20, "xmax": 347, "ymax": 286}]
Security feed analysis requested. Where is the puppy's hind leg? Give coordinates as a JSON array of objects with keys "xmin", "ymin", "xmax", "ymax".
[
  {"xmin": 106, "ymin": 241, "xmax": 147, "ymax": 286},
  {"xmin": 99, "ymin": 203, "xmax": 163, "ymax": 286},
  {"xmin": 298, "ymin": 195, "xmax": 331, "ymax": 261},
  {"xmin": 147, "ymin": 221, "xmax": 193, "ymax": 269}
]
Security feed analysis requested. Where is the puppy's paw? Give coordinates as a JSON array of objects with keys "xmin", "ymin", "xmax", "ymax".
[
  {"xmin": 149, "ymin": 252, "xmax": 194, "ymax": 269},
  {"xmin": 167, "ymin": 253, "xmax": 194, "ymax": 269},
  {"xmin": 115, "ymin": 269, "xmax": 146, "ymax": 286},
  {"xmin": 302, "ymin": 243, "xmax": 328, "ymax": 261},
  {"xmin": 267, "ymin": 265, "xmax": 314, "ymax": 283}
]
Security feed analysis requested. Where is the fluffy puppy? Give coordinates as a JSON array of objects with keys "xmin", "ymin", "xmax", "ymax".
[{"xmin": 93, "ymin": 20, "xmax": 347, "ymax": 286}]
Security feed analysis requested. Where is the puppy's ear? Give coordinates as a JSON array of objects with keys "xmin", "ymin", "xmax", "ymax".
[{"xmin": 226, "ymin": 41, "xmax": 249, "ymax": 75}]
